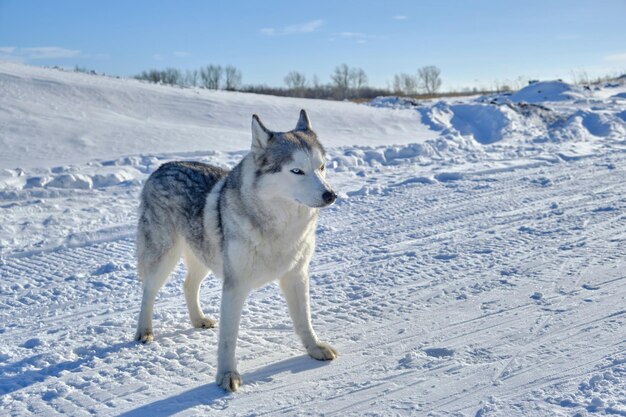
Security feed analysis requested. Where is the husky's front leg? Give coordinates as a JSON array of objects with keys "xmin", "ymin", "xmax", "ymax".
[
  {"xmin": 216, "ymin": 279, "xmax": 249, "ymax": 392},
  {"xmin": 280, "ymin": 270, "xmax": 338, "ymax": 361}
]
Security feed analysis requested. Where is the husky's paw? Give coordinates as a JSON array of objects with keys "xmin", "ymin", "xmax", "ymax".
[
  {"xmin": 191, "ymin": 317, "xmax": 216, "ymax": 329},
  {"xmin": 216, "ymin": 371, "xmax": 242, "ymax": 392},
  {"xmin": 135, "ymin": 329, "xmax": 154, "ymax": 344},
  {"xmin": 307, "ymin": 342, "xmax": 338, "ymax": 361}
]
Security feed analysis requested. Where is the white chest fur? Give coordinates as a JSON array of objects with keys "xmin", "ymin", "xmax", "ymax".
[{"xmin": 225, "ymin": 204, "xmax": 317, "ymax": 288}]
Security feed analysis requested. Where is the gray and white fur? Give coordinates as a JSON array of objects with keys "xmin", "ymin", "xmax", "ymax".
[{"xmin": 135, "ymin": 110, "xmax": 337, "ymax": 392}]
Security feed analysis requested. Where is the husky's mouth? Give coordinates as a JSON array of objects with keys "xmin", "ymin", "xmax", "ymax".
[{"xmin": 294, "ymin": 198, "xmax": 328, "ymax": 209}]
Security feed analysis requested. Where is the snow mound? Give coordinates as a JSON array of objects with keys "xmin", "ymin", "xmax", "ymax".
[
  {"xmin": 382, "ymin": 101, "xmax": 513, "ymax": 144},
  {"xmin": 509, "ymin": 81, "xmax": 588, "ymax": 103},
  {"xmin": 370, "ymin": 91, "xmax": 626, "ymax": 146},
  {"xmin": 578, "ymin": 111, "xmax": 626, "ymax": 137},
  {"xmin": 0, "ymin": 162, "xmax": 147, "ymax": 192},
  {"xmin": 328, "ymin": 136, "xmax": 481, "ymax": 172},
  {"xmin": 0, "ymin": 62, "xmax": 436, "ymax": 170},
  {"xmin": 446, "ymin": 103, "xmax": 509, "ymax": 144},
  {"xmin": 417, "ymin": 101, "xmax": 551, "ymax": 145}
]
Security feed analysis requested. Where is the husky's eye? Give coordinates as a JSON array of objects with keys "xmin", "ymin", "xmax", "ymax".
[{"xmin": 290, "ymin": 168, "xmax": 305, "ymax": 175}]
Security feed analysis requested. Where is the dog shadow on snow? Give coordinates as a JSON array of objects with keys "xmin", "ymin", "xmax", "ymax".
[
  {"xmin": 118, "ymin": 355, "xmax": 331, "ymax": 417},
  {"xmin": 1, "ymin": 334, "xmax": 330, "ymax": 415},
  {"xmin": 0, "ymin": 327, "xmax": 199, "ymax": 396},
  {"xmin": 0, "ymin": 341, "xmax": 135, "ymax": 396}
]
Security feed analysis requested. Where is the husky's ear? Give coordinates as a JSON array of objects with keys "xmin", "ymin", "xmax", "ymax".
[
  {"xmin": 251, "ymin": 114, "xmax": 271, "ymax": 154},
  {"xmin": 295, "ymin": 109, "xmax": 312, "ymax": 131}
]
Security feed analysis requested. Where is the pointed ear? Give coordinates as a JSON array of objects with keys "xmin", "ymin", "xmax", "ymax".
[
  {"xmin": 251, "ymin": 114, "xmax": 271, "ymax": 154},
  {"xmin": 295, "ymin": 109, "xmax": 312, "ymax": 131}
]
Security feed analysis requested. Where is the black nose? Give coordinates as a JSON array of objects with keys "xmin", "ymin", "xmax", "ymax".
[{"xmin": 322, "ymin": 191, "xmax": 336, "ymax": 205}]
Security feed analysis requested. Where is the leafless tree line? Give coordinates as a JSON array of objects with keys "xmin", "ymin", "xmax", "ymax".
[
  {"xmin": 392, "ymin": 66, "xmax": 442, "ymax": 95},
  {"xmin": 281, "ymin": 64, "xmax": 442, "ymax": 99},
  {"xmin": 135, "ymin": 63, "xmax": 444, "ymax": 99},
  {"xmin": 135, "ymin": 64, "xmax": 242, "ymax": 90},
  {"xmin": 282, "ymin": 64, "xmax": 370, "ymax": 100}
]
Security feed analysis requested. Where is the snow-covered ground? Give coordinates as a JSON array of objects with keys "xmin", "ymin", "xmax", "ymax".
[{"xmin": 1, "ymin": 63, "xmax": 625, "ymax": 416}]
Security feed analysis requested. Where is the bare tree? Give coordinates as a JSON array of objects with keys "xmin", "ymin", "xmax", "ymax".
[
  {"xmin": 331, "ymin": 63, "xmax": 351, "ymax": 99},
  {"xmin": 284, "ymin": 71, "xmax": 307, "ymax": 91},
  {"xmin": 201, "ymin": 65, "xmax": 223, "ymax": 89},
  {"xmin": 393, "ymin": 73, "xmax": 418, "ymax": 95},
  {"xmin": 224, "ymin": 65, "xmax": 242, "ymax": 91},
  {"xmin": 312, "ymin": 74, "xmax": 321, "ymax": 89},
  {"xmin": 135, "ymin": 69, "xmax": 159, "ymax": 83},
  {"xmin": 310, "ymin": 74, "xmax": 326, "ymax": 98},
  {"xmin": 184, "ymin": 69, "xmax": 199, "ymax": 87},
  {"xmin": 163, "ymin": 68, "xmax": 183, "ymax": 85},
  {"xmin": 350, "ymin": 68, "xmax": 368, "ymax": 97},
  {"xmin": 417, "ymin": 65, "xmax": 442, "ymax": 94},
  {"xmin": 135, "ymin": 68, "xmax": 181, "ymax": 85}
]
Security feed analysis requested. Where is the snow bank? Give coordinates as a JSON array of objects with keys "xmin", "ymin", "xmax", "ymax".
[
  {"xmin": 0, "ymin": 62, "xmax": 436, "ymax": 170},
  {"xmin": 509, "ymin": 80, "xmax": 589, "ymax": 103},
  {"xmin": 0, "ymin": 160, "xmax": 146, "ymax": 192},
  {"xmin": 372, "ymin": 98, "xmax": 519, "ymax": 144},
  {"xmin": 369, "ymin": 84, "xmax": 626, "ymax": 147},
  {"xmin": 2, "ymin": 65, "xmax": 625, "ymax": 193}
]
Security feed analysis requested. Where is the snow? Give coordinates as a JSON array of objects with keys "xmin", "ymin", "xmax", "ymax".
[
  {"xmin": 0, "ymin": 62, "xmax": 435, "ymax": 170},
  {"xmin": 508, "ymin": 80, "xmax": 590, "ymax": 103},
  {"xmin": 1, "ymin": 63, "xmax": 626, "ymax": 416}
]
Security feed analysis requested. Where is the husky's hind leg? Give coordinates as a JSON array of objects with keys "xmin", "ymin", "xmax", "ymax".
[
  {"xmin": 183, "ymin": 247, "xmax": 215, "ymax": 329},
  {"xmin": 135, "ymin": 232, "xmax": 181, "ymax": 343}
]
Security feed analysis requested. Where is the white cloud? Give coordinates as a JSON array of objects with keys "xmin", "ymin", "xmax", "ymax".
[
  {"xmin": 339, "ymin": 32, "xmax": 366, "ymax": 38},
  {"xmin": 152, "ymin": 54, "xmax": 164, "ymax": 61},
  {"xmin": 285, "ymin": 19, "xmax": 324, "ymax": 34},
  {"xmin": 23, "ymin": 47, "xmax": 81, "ymax": 59},
  {"xmin": 261, "ymin": 19, "xmax": 324, "ymax": 36},
  {"xmin": 260, "ymin": 27, "xmax": 276, "ymax": 36},
  {"xmin": 0, "ymin": 46, "xmax": 81, "ymax": 61},
  {"xmin": 393, "ymin": 15, "xmax": 407, "ymax": 20},
  {"xmin": 0, "ymin": 47, "xmax": 23, "ymax": 63},
  {"xmin": 173, "ymin": 51, "xmax": 191, "ymax": 58},
  {"xmin": 604, "ymin": 53, "xmax": 626, "ymax": 63},
  {"xmin": 336, "ymin": 32, "xmax": 372, "ymax": 44}
]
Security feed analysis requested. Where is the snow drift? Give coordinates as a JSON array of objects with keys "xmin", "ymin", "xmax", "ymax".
[
  {"xmin": 508, "ymin": 80, "xmax": 590, "ymax": 103},
  {"xmin": 0, "ymin": 62, "xmax": 435, "ymax": 170},
  {"xmin": 370, "ymin": 80, "xmax": 626, "ymax": 148}
]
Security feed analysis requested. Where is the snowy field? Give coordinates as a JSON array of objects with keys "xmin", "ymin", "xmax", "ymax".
[{"xmin": 1, "ymin": 63, "xmax": 625, "ymax": 416}]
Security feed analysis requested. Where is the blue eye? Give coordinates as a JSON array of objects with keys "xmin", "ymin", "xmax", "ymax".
[{"xmin": 290, "ymin": 168, "xmax": 305, "ymax": 175}]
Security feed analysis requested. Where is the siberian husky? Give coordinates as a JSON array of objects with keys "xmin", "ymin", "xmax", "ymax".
[{"xmin": 135, "ymin": 110, "xmax": 338, "ymax": 392}]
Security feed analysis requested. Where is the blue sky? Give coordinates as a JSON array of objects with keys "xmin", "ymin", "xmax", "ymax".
[{"xmin": 1, "ymin": 0, "xmax": 625, "ymax": 91}]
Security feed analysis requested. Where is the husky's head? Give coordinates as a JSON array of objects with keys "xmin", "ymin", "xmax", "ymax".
[{"xmin": 250, "ymin": 110, "xmax": 336, "ymax": 208}]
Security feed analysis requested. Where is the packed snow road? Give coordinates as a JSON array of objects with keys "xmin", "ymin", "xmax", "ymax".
[{"xmin": 1, "ymin": 150, "xmax": 625, "ymax": 416}]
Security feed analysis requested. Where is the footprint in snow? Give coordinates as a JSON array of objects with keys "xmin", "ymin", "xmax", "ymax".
[
  {"xmin": 582, "ymin": 284, "xmax": 600, "ymax": 291},
  {"xmin": 433, "ymin": 253, "xmax": 458, "ymax": 261},
  {"xmin": 423, "ymin": 347, "xmax": 455, "ymax": 358}
]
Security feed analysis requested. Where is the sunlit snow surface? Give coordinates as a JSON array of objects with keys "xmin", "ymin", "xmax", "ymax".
[{"xmin": 1, "ymin": 63, "xmax": 625, "ymax": 416}]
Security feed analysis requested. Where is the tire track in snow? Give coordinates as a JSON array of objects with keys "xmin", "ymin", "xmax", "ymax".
[{"xmin": 1, "ymin": 152, "xmax": 626, "ymax": 415}]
